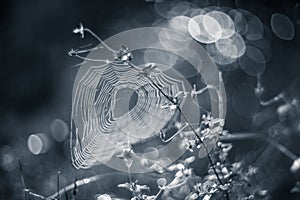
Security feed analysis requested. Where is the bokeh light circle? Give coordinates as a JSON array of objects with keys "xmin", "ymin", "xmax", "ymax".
[
  {"xmin": 188, "ymin": 14, "xmax": 222, "ymax": 44},
  {"xmin": 50, "ymin": 119, "xmax": 69, "ymax": 142},
  {"xmin": 27, "ymin": 133, "xmax": 49, "ymax": 155},
  {"xmin": 239, "ymin": 45, "xmax": 266, "ymax": 76},
  {"xmin": 271, "ymin": 13, "xmax": 295, "ymax": 40},
  {"xmin": 205, "ymin": 11, "xmax": 235, "ymax": 39}
]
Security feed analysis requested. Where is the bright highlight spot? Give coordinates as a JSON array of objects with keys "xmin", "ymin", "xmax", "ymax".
[
  {"xmin": 188, "ymin": 14, "xmax": 222, "ymax": 44},
  {"xmin": 27, "ymin": 133, "xmax": 49, "ymax": 155}
]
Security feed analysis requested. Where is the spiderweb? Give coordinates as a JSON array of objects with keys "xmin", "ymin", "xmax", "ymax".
[
  {"xmin": 70, "ymin": 27, "xmax": 226, "ymax": 172},
  {"xmin": 72, "ymin": 61, "xmax": 187, "ymax": 168}
]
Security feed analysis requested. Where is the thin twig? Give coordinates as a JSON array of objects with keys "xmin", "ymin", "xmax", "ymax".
[
  {"xmin": 57, "ymin": 171, "xmax": 61, "ymax": 200},
  {"xmin": 160, "ymin": 123, "xmax": 189, "ymax": 143},
  {"xmin": 18, "ymin": 160, "xmax": 26, "ymax": 189},
  {"xmin": 64, "ymin": 189, "xmax": 69, "ymax": 200},
  {"xmin": 256, "ymin": 76, "xmax": 285, "ymax": 106},
  {"xmin": 128, "ymin": 165, "xmax": 133, "ymax": 185},
  {"xmin": 219, "ymin": 132, "xmax": 297, "ymax": 161},
  {"xmin": 260, "ymin": 93, "xmax": 284, "ymax": 106},
  {"xmin": 83, "ymin": 28, "xmax": 116, "ymax": 53},
  {"xmin": 18, "ymin": 160, "xmax": 29, "ymax": 200}
]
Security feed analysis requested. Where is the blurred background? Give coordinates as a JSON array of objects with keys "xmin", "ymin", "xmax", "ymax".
[{"xmin": 0, "ymin": 0, "xmax": 300, "ymax": 199}]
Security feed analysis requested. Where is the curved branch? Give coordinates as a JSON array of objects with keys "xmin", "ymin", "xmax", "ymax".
[{"xmin": 83, "ymin": 28, "xmax": 116, "ymax": 53}]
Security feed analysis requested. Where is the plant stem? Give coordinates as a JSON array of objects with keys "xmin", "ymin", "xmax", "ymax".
[
  {"xmin": 57, "ymin": 171, "xmax": 60, "ymax": 200},
  {"xmin": 219, "ymin": 132, "xmax": 297, "ymax": 161},
  {"xmin": 83, "ymin": 28, "xmax": 116, "ymax": 53}
]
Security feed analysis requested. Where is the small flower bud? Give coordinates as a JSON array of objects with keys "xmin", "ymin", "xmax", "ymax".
[
  {"xmin": 291, "ymin": 157, "xmax": 300, "ymax": 173},
  {"xmin": 156, "ymin": 178, "xmax": 167, "ymax": 187},
  {"xmin": 97, "ymin": 194, "xmax": 111, "ymax": 200}
]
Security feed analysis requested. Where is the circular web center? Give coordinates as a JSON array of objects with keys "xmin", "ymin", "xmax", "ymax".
[{"xmin": 113, "ymin": 87, "xmax": 138, "ymax": 118}]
